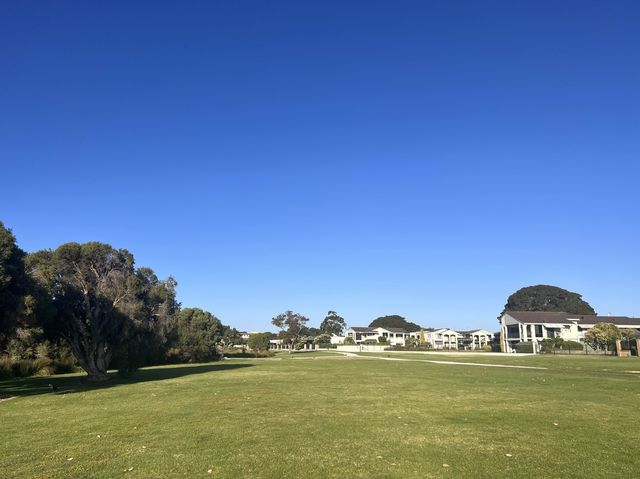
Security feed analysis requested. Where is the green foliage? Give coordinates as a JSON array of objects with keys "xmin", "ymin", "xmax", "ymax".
[
  {"xmin": 314, "ymin": 333, "xmax": 332, "ymax": 346},
  {"xmin": 404, "ymin": 336, "xmax": 418, "ymax": 347},
  {"xmin": 26, "ymin": 242, "xmax": 178, "ymax": 381},
  {"xmin": 368, "ymin": 315, "xmax": 422, "ymax": 332},
  {"xmin": 363, "ymin": 338, "xmax": 378, "ymax": 345},
  {"xmin": 319, "ymin": 311, "xmax": 346, "ymax": 336},
  {"xmin": 220, "ymin": 327, "xmax": 244, "ymax": 351},
  {"xmin": 271, "ymin": 310, "xmax": 309, "ymax": 351},
  {"xmin": 247, "ymin": 333, "xmax": 271, "ymax": 353},
  {"xmin": 584, "ymin": 323, "xmax": 620, "ymax": 352},
  {"xmin": 377, "ymin": 336, "xmax": 388, "ymax": 344},
  {"xmin": 515, "ymin": 342, "xmax": 533, "ymax": 353},
  {"xmin": 300, "ymin": 327, "xmax": 321, "ymax": 337},
  {"xmin": 343, "ymin": 336, "xmax": 355, "ymax": 345},
  {"xmin": 294, "ymin": 335, "xmax": 310, "ymax": 350},
  {"xmin": 177, "ymin": 308, "xmax": 223, "ymax": 362},
  {"xmin": 223, "ymin": 349, "xmax": 274, "ymax": 358},
  {"xmin": 389, "ymin": 342, "xmax": 432, "ymax": 351},
  {"xmin": 0, "ymin": 221, "xmax": 29, "ymax": 346},
  {"xmin": 481, "ymin": 344, "xmax": 492, "ymax": 352},
  {"xmin": 540, "ymin": 338, "xmax": 556, "ymax": 353},
  {"xmin": 562, "ymin": 340, "xmax": 584, "ymax": 351},
  {"xmin": 502, "ymin": 285, "xmax": 596, "ymax": 316}
]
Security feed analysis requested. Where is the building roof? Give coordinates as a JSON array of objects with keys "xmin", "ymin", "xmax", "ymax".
[
  {"xmin": 504, "ymin": 311, "xmax": 640, "ymax": 327},
  {"xmin": 380, "ymin": 327, "xmax": 408, "ymax": 333},
  {"xmin": 349, "ymin": 326, "xmax": 409, "ymax": 333}
]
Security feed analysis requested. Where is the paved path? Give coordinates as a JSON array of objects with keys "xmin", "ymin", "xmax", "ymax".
[{"xmin": 338, "ymin": 351, "xmax": 548, "ymax": 370}]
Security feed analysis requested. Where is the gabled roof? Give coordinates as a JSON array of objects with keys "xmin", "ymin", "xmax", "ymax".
[
  {"xmin": 431, "ymin": 328, "xmax": 460, "ymax": 334},
  {"xmin": 349, "ymin": 326, "xmax": 409, "ymax": 333},
  {"xmin": 458, "ymin": 329, "xmax": 492, "ymax": 335},
  {"xmin": 504, "ymin": 311, "xmax": 640, "ymax": 327},
  {"xmin": 503, "ymin": 311, "xmax": 574, "ymax": 324},
  {"xmin": 349, "ymin": 327, "xmax": 376, "ymax": 332},
  {"xmin": 377, "ymin": 327, "xmax": 408, "ymax": 333}
]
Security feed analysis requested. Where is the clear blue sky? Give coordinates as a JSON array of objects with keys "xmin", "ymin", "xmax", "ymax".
[{"xmin": 2, "ymin": 1, "xmax": 639, "ymax": 332}]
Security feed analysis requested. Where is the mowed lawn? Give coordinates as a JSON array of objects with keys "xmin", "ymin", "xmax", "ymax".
[{"xmin": 2, "ymin": 352, "xmax": 640, "ymax": 478}]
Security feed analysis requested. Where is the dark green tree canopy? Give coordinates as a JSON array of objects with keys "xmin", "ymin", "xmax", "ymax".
[
  {"xmin": 177, "ymin": 307, "xmax": 223, "ymax": 362},
  {"xmin": 319, "ymin": 310, "xmax": 346, "ymax": 336},
  {"xmin": 0, "ymin": 221, "xmax": 29, "ymax": 345},
  {"xmin": 502, "ymin": 285, "xmax": 596, "ymax": 316},
  {"xmin": 247, "ymin": 332, "xmax": 271, "ymax": 353},
  {"xmin": 26, "ymin": 242, "xmax": 177, "ymax": 381},
  {"xmin": 368, "ymin": 315, "xmax": 422, "ymax": 332}
]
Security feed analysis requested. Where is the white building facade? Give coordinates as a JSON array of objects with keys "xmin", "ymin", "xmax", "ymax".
[{"xmin": 499, "ymin": 311, "xmax": 640, "ymax": 353}]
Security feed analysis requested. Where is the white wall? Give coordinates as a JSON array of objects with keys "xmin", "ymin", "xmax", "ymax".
[{"xmin": 337, "ymin": 344, "xmax": 389, "ymax": 352}]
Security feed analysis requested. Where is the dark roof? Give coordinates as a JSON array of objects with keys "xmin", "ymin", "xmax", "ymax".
[
  {"xmin": 349, "ymin": 326, "xmax": 409, "ymax": 333},
  {"xmin": 504, "ymin": 311, "xmax": 640, "ymax": 327},
  {"xmin": 382, "ymin": 327, "xmax": 409, "ymax": 333}
]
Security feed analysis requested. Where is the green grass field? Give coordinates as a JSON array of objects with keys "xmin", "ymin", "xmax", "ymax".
[{"xmin": 2, "ymin": 351, "xmax": 639, "ymax": 478}]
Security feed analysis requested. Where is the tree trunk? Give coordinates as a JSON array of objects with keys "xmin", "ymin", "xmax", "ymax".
[{"xmin": 65, "ymin": 329, "xmax": 111, "ymax": 382}]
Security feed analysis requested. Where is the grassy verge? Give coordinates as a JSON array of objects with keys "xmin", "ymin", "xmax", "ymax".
[{"xmin": 1, "ymin": 353, "xmax": 639, "ymax": 478}]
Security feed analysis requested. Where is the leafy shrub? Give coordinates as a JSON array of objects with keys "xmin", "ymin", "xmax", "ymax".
[
  {"xmin": 0, "ymin": 356, "xmax": 13, "ymax": 379},
  {"xmin": 540, "ymin": 338, "xmax": 555, "ymax": 353},
  {"xmin": 0, "ymin": 355, "xmax": 78, "ymax": 380},
  {"xmin": 515, "ymin": 342, "xmax": 533, "ymax": 353},
  {"xmin": 388, "ymin": 344, "xmax": 432, "ymax": 352},
  {"xmin": 343, "ymin": 337, "xmax": 355, "ymax": 345},
  {"xmin": 377, "ymin": 336, "xmax": 388, "ymax": 344},
  {"xmin": 363, "ymin": 339, "xmax": 378, "ymax": 345},
  {"xmin": 224, "ymin": 350, "xmax": 275, "ymax": 358},
  {"xmin": 481, "ymin": 344, "xmax": 492, "ymax": 352},
  {"xmin": 562, "ymin": 340, "xmax": 584, "ymax": 351}
]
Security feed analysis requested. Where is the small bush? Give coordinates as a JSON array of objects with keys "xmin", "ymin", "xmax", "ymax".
[
  {"xmin": 0, "ymin": 355, "xmax": 79, "ymax": 379},
  {"xmin": 224, "ymin": 350, "xmax": 275, "ymax": 359},
  {"xmin": 562, "ymin": 340, "xmax": 584, "ymax": 351},
  {"xmin": 515, "ymin": 342, "xmax": 533, "ymax": 353},
  {"xmin": 15, "ymin": 359, "xmax": 38, "ymax": 377},
  {"xmin": 388, "ymin": 344, "xmax": 432, "ymax": 352},
  {"xmin": 0, "ymin": 356, "xmax": 13, "ymax": 379},
  {"xmin": 481, "ymin": 344, "xmax": 492, "ymax": 352},
  {"xmin": 165, "ymin": 347, "xmax": 183, "ymax": 363}
]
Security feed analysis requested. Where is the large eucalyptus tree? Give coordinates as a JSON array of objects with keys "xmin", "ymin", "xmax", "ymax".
[{"xmin": 27, "ymin": 242, "xmax": 177, "ymax": 381}]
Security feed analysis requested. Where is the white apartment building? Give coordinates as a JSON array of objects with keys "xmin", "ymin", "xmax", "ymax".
[{"xmin": 499, "ymin": 311, "xmax": 640, "ymax": 353}]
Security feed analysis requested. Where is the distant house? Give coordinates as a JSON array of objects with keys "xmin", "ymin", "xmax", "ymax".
[
  {"xmin": 345, "ymin": 327, "xmax": 410, "ymax": 345},
  {"xmin": 269, "ymin": 338, "xmax": 317, "ymax": 351},
  {"xmin": 499, "ymin": 311, "xmax": 640, "ymax": 353},
  {"xmin": 457, "ymin": 329, "xmax": 494, "ymax": 350},
  {"xmin": 413, "ymin": 328, "xmax": 461, "ymax": 350}
]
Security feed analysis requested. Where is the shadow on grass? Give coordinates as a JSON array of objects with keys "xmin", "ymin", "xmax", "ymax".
[{"xmin": 0, "ymin": 362, "xmax": 253, "ymax": 398}]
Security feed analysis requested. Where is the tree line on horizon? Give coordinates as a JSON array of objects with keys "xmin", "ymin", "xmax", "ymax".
[
  {"xmin": 0, "ymin": 221, "xmax": 355, "ymax": 380},
  {"xmin": 1, "ymin": 219, "xmax": 627, "ymax": 380}
]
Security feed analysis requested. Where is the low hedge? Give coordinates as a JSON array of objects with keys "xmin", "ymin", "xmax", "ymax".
[
  {"xmin": 515, "ymin": 342, "xmax": 533, "ymax": 353},
  {"xmin": 0, "ymin": 355, "xmax": 78, "ymax": 380}
]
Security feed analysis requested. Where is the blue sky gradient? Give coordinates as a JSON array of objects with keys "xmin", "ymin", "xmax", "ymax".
[{"xmin": 2, "ymin": 1, "xmax": 639, "ymax": 331}]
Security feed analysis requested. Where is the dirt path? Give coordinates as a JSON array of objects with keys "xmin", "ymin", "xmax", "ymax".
[{"xmin": 339, "ymin": 351, "xmax": 548, "ymax": 370}]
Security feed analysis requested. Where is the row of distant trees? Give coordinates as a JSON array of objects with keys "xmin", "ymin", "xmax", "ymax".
[{"xmin": 0, "ymin": 221, "xmax": 355, "ymax": 380}]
